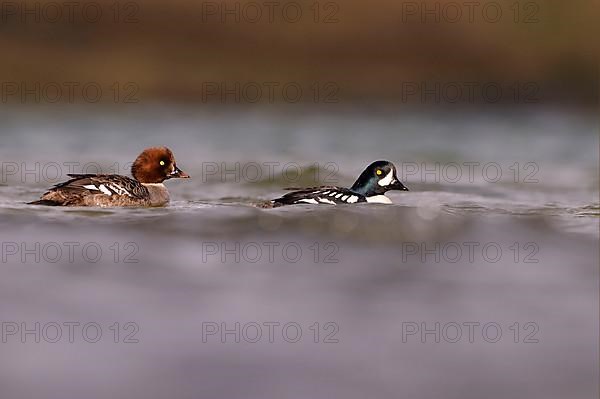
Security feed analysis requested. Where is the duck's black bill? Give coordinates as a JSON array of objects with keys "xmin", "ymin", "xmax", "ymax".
[
  {"xmin": 170, "ymin": 165, "xmax": 190, "ymax": 179},
  {"xmin": 389, "ymin": 181, "xmax": 409, "ymax": 191}
]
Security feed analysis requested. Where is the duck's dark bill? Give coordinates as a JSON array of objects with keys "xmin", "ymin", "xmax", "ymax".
[
  {"xmin": 390, "ymin": 181, "xmax": 409, "ymax": 191},
  {"xmin": 170, "ymin": 165, "xmax": 190, "ymax": 179}
]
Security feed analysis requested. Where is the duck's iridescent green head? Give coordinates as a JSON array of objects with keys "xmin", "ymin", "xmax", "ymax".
[{"xmin": 350, "ymin": 160, "xmax": 408, "ymax": 196}]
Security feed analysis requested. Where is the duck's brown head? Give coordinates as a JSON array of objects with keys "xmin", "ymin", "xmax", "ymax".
[{"xmin": 131, "ymin": 147, "xmax": 190, "ymax": 183}]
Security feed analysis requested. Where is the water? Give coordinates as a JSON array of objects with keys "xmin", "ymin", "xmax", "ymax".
[{"xmin": 1, "ymin": 105, "xmax": 598, "ymax": 399}]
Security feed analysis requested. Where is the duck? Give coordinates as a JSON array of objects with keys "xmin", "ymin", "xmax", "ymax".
[
  {"xmin": 271, "ymin": 160, "xmax": 408, "ymax": 207},
  {"xmin": 29, "ymin": 147, "xmax": 190, "ymax": 207}
]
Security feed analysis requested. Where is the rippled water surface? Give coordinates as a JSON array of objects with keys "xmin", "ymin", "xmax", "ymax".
[{"xmin": 0, "ymin": 107, "xmax": 598, "ymax": 399}]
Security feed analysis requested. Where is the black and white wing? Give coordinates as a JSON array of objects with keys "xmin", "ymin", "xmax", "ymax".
[
  {"xmin": 29, "ymin": 174, "xmax": 150, "ymax": 205},
  {"xmin": 271, "ymin": 186, "xmax": 366, "ymax": 207},
  {"xmin": 53, "ymin": 174, "xmax": 149, "ymax": 198}
]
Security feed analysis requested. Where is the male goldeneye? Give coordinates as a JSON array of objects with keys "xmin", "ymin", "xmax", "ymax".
[
  {"xmin": 271, "ymin": 160, "xmax": 408, "ymax": 207},
  {"xmin": 29, "ymin": 147, "xmax": 190, "ymax": 207}
]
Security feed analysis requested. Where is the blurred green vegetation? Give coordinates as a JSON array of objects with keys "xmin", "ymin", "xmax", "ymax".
[{"xmin": 0, "ymin": 0, "xmax": 597, "ymax": 105}]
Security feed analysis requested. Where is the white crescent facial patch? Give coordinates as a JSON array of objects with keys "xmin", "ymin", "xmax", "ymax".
[{"xmin": 378, "ymin": 169, "xmax": 394, "ymax": 187}]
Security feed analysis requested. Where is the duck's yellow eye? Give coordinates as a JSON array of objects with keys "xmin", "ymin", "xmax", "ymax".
[
  {"xmin": 376, "ymin": 169, "xmax": 382, "ymax": 176},
  {"xmin": 159, "ymin": 161, "xmax": 165, "ymax": 166}
]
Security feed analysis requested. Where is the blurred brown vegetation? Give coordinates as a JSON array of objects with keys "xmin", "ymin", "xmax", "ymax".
[{"xmin": 0, "ymin": 0, "xmax": 597, "ymax": 105}]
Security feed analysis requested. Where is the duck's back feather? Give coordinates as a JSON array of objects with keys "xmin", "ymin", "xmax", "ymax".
[{"xmin": 29, "ymin": 174, "xmax": 150, "ymax": 207}]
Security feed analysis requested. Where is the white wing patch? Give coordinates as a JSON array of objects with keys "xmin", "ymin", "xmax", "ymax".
[
  {"xmin": 290, "ymin": 189, "xmax": 361, "ymax": 205},
  {"xmin": 83, "ymin": 183, "xmax": 131, "ymax": 197},
  {"xmin": 108, "ymin": 184, "xmax": 132, "ymax": 197},
  {"xmin": 97, "ymin": 184, "xmax": 112, "ymax": 196},
  {"xmin": 298, "ymin": 198, "xmax": 319, "ymax": 204},
  {"xmin": 317, "ymin": 198, "xmax": 336, "ymax": 205}
]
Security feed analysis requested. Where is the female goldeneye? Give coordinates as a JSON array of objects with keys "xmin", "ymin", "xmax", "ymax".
[
  {"xmin": 271, "ymin": 160, "xmax": 408, "ymax": 207},
  {"xmin": 29, "ymin": 147, "xmax": 190, "ymax": 207}
]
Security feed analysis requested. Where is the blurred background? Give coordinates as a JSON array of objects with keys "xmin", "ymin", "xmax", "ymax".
[
  {"xmin": 0, "ymin": 0, "xmax": 597, "ymax": 105},
  {"xmin": 0, "ymin": 1, "xmax": 598, "ymax": 399}
]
